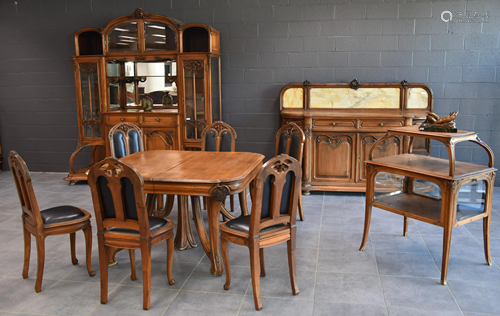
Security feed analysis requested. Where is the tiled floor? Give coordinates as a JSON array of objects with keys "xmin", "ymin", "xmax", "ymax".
[{"xmin": 0, "ymin": 171, "xmax": 500, "ymax": 316}]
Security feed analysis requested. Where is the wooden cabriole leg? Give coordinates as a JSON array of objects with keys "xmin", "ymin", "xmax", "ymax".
[
  {"xmin": 70, "ymin": 232, "xmax": 78, "ymax": 265},
  {"xmin": 441, "ymin": 224, "xmax": 453, "ymax": 285},
  {"xmin": 83, "ymin": 225, "xmax": 95, "ymax": 276},
  {"xmin": 22, "ymin": 225, "xmax": 31, "ymax": 279},
  {"xmin": 166, "ymin": 235, "xmax": 175, "ymax": 285},
  {"xmin": 287, "ymin": 227, "xmax": 299, "ymax": 296},
  {"xmin": 221, "ymin": 236, "xmax": 231, "ymax": 290},
  {"xmin": 129, "ymin": 250, "xmax": 137, "ymax": 281},
  {"xmin": 191, "ymin": 196, "xmax": 212, "ymax": 256},
  {"xmin": 34, "ymin": 235, "xmax": 45, "ymax": 293},
  {"xmin": 360, "ymin": 167, "xmax": 375, "ymax": 251},
  {"xmin": 249, "ymin": 239, "xmax": 262, "ymax": 311},
  {"xmin": 403, "ymin": 216, "xmax": 409, "ymax": 236},
  {"xmin": 239, "ymin": 189, "xmax": 249, "ymax": 216},
  {"xmin": 483, "ymin": 216, "xmax": 492, "ymax": 265}
]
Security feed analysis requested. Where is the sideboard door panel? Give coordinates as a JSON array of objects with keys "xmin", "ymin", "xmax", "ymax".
[
  {"xmin": 358, "ymin": 133, "xmax": 402, "ymax": 182},
  {"xmin": 143, "ymin": 129, "xmax": 177, "ymax": 151},
  {"xmin": 312, "ymin": 133, "xmax": 355, "ymax": 183}
]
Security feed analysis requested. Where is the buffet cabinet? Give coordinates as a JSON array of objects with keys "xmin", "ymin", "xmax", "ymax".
[
  {"xmin": 279, "ymin": 80, "xmax": 433, "ymax": 193},
  {"xmin": 65, "ymin": 8, "xmax": 221, "ymax": 183}
]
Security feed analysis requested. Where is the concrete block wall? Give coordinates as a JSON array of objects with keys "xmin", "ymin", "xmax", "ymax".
[{"xmin": 0, "ymin": 0, "xmax": 499, "ymax": 185}]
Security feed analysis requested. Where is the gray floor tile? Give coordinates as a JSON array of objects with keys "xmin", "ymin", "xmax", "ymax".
[
  {"xmin": 466, "ymin": 220, "xmax": 500, "ymax": 240},
  {"xmin": 376, "ymin": 252, "xmax": 441, "ymax": 278},
  {"xmin": 182, "ymin": 263, "xmax": 251, "ymax": 295},
  {"xmin": 371, "ymin": 233, "xmax": 430, "ymax": 254},
  {"xmin": 381, "ymin": 275, "xmax": 460, "ymax": 311},
  {"xmin": 320, "ymin": 230, "xmax": 372, "ymax": 251},
  {"xmin": 0, "ymin": 276, "xmax": 58, "ymax": 312},
  {"xmin": 240, "ymin": 296, "xmax": 314, "ymax": 315},
  {"xmin": 320, "ymin": 216, "xmax": 365, "ymax": 232},
  {"xmin": 423, "ymin": 235, "xmax": 485, "ymax": 259},
  {"xmin": 448, "ymin": 279, "xmax": 500, "ymax": 314},
  {"xmin": 164, "ymin": 291, "xmax": 244, "ymax": 316},
  {"xmin": 314, "ymin": 272, "xmax": 385, "ymax": 306},
  {"xmin": 314, "ymin": 302, "xmax": 388, "ymax": 316},
  {"xmin": 21, "ymin": 280, "xmax": 106, "ymax": 316},
  {"xmin": 88, "ymin": 286, "xmax": 178, "ymax": 316},
  {"xmin": 250, "ymin": 269, "xmax": 316, "ymax": 301},
  {"xmin": 317, "ymin": 249, "xmax": 378, "ymax": 275},
  {"xmin": 386, "ymin": 306, "xmax": 463, "ymax": 316}
]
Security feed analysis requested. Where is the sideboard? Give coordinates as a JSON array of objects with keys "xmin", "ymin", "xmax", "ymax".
[{"xmin": 279, "ymin": 80, "xmax": 433, "ymax": 193}]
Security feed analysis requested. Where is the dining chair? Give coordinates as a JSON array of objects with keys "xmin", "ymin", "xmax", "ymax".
[
  {"xmin": 220, "ymin": 154, "xmax": 302, "ymax": 311},
  {"xmin": 200, "ymin": 121, "xmax": 248, "ymax": 216},
  {"xmin": 88, "ymin": 157, "xmax": 175, "ymax": 310},
  {"xmin": 109, "ymin": 122, "xmax": 174, "ymax": 218},
  {"xmin": 8, "ymin": 150, "xmax": 95, "ymax": 293},
  {"xmin": 275, "ymin": 122, "xmax": 306, "ymax": 221}
]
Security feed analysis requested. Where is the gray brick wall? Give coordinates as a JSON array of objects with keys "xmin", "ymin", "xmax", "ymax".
[{"xmin": 0, "ymin": 0, "xmax": 499, "ymax": 186}]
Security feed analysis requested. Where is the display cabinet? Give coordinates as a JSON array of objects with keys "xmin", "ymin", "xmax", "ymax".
[
  {"xmin": 279, "ymin": 80, "xmax": 432, "ymax": 193},
  {"xmin": 65, "ymin": 8, "xmax": 221, "ymax": 183}
]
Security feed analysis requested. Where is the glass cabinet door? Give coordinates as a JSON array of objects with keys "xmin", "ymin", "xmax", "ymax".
[
  {"xmin": 78, "ymin": 62, "xmax": 101, "ymax": 139},
  {"xmin": 183, "ymin": 60, "xmax": 206, "ymax": 140}
]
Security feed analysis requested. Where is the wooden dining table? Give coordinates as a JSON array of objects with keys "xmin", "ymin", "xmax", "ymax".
[{"xmin": 120, "ymin": 150, "xmax": 265, "ymax": 276}]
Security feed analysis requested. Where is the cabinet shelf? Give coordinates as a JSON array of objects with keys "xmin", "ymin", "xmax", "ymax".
[{"xmin": 373, "ymin": 192, "xmax": 441, "ymax": 224}]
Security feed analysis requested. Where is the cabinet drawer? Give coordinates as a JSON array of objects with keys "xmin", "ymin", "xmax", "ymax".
[
  {"xmin": 359, "ymin": 119, "xmax": 403, "ymax": 129},
  {"xmin": 142, "ymin": 116, "xmax": 176, "ymax": 126},
  {"xmin": 107, "ymin": 115, "xmax": 139, "ymax": 125},
  {"xmin": 313, "ymin": 119, "xmax": 356, "ymax": 129}
]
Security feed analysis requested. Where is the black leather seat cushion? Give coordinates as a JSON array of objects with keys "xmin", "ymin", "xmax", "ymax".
[
  {"xmin": 107, "ymin": 216, "xmax": 169, "ymax": 234},
  {"xmin": 225, "ymin": 215, "xmax": 284, "ymax": 234},
  {"xmin": 40, "ymin": 205, "xmax": 86, "ymax": 225}
]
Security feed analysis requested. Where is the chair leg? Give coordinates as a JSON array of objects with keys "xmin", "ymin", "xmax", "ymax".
[
  {"xmin": 259, "ymin": 248, "xmax": 266, "ymax": 277},
  {"xmin": 221, "ymin": 236, "xmax": 231, "ymax": 290},
  {"xmin": 249, "ymin": 240, "xmax": 262, "ymax": 311},
  {"xmin": 70, "ymin": 232, "xmax": 78, "ymax": 265},
  {"xmin": 298, "ymin": 194, "xmax": 305, "ymax": 221},
  {"xmin": 166, "ymin": 235, "xmax": 175, "ymax": 285},
  {"xmin": 22, "ymin": 225, "xmax": 31, "ymax": 279},
  {"xmin": 97, "ymin": 236, "xmax": 108, "ymax": 305},
  {"xmin": 129, "ymin": 249, "xmax": 137, "ymax": 281},
  {"xmin": 83, "ymin": 225, "xmax": 95, "ymax": 277},
  {"xmin": 230, "ymin": 195, "xmax": 235, "ymax": 212},
  {"xmin": 140, "ymin": 241, "xmax": 152, "ymax": 310},
  {"xmin": 287, "ymin": 229, "xmax": 299, "ymax": 296},
  {"xmin": 34, "ymin": 235, "xmax": 46, "ymax": 293}
]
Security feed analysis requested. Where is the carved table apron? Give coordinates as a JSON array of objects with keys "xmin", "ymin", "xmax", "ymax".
[{"xmin": 121, "ymin": 150, "xmax": 264, "ymax": 276}]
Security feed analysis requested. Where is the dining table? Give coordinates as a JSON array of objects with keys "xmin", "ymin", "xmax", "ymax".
[{"xmin": 120, "ymin": 150, "xmax": 265, "ymax": 276}]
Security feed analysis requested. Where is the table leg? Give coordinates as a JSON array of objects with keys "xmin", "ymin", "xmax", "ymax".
[
  {"xmin": 483, "ymin": 216, "xmax": 492, "ymax": 265},
  {"xmin": 403, "ymin": 216, "xmax": 409, "ymax": 236},
  {"xmin": 441, "ymin": 224, "xmax": 453, "ymax": 285},
  {"xmin": 239, "ymin": 189, "xmax": 249, "ymax": 216},
  {"xmin": 360, "ymin": 166, "xmax": 374, "ymax": 251},
  {"xmin": 207, "ymin": 195, "xmax": 224, "ymax": 276},
  {"xmin": 174, "ymin": 195, "xmax": 197, "ymax": 250},
  {"xmin": 191, "ymin": 196, "xmax": 211, "ymax": 257}
]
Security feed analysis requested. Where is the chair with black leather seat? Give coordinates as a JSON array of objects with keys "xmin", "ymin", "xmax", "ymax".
[
  {"xmin": 275, "ymin": 122, "xmax": 306, "ymax": 221},
  {"xmin": 8, "ymin": 150, "xmax": 95, "ymax": 293},
  {"xmin": 88, "ymin": 157, "xmax": 175, "ymax": 310},
  {"xmin": 200, "ymin": 121, "xmax": 247, "ymax": 216},
  {"xmin": 220, "ymin": 154, "xmax": 302, "ymax": 311},
  {"xmin": 109, "ymin": 122, "xmax": 174, "ymax": 217}
]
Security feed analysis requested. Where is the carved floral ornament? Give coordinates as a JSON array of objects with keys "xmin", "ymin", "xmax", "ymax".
[
  {"xmin": 316, "ymin": 135, "xmax": 352, "ymax": 149},
  {"xmin": 79, "ymin": 63, "xmax": 98, "ymax": 74},
  {"xmin": 132, "ymin": 8, "xmax": 149, "ymax": 19},
  {"xmin": 211, "ymin": 185, "xmax": 230, "ymax": 202},
  {"xmin": 100, "ymin": 162, "xmax": 123, "ymax": 177},
  {"xmin": 184, "ymin": 60, "xmax": 204, "ymax": 72},
  {"xmin": 304, "ymin": 125, "xmax": 312, "ymax": 139}
]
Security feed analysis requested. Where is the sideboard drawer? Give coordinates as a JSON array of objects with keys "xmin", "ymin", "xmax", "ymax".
[
  {"xmin": 359, "ymin": 119, "xmax": 404, "ymax": 129},
  {"xmin": 107, "ymin": 115, "xmax": 139, "ymax": 125},
  {"xmin": 142, "ymin": 116, "xmax": 177, "ymax": 126},
  {"xmin": 313, "ymin": 119, "xmax": 356, "ymax": 129}
]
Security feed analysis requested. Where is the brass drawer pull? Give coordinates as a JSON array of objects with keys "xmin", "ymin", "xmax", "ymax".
[
  {"xmin": 332, "ymin": 123, "xmax": 336, "ymax": 126},
  {"xmin": 120, "ymin": 118, "xmax": 125, "ymax": 122},
  {"xmin": 156, "ymin": 118, "xmax": 160, "ymax": 122},
  {"xmin": 380, "ymin": 123, "xmax": 384, "ymax": 127}
]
